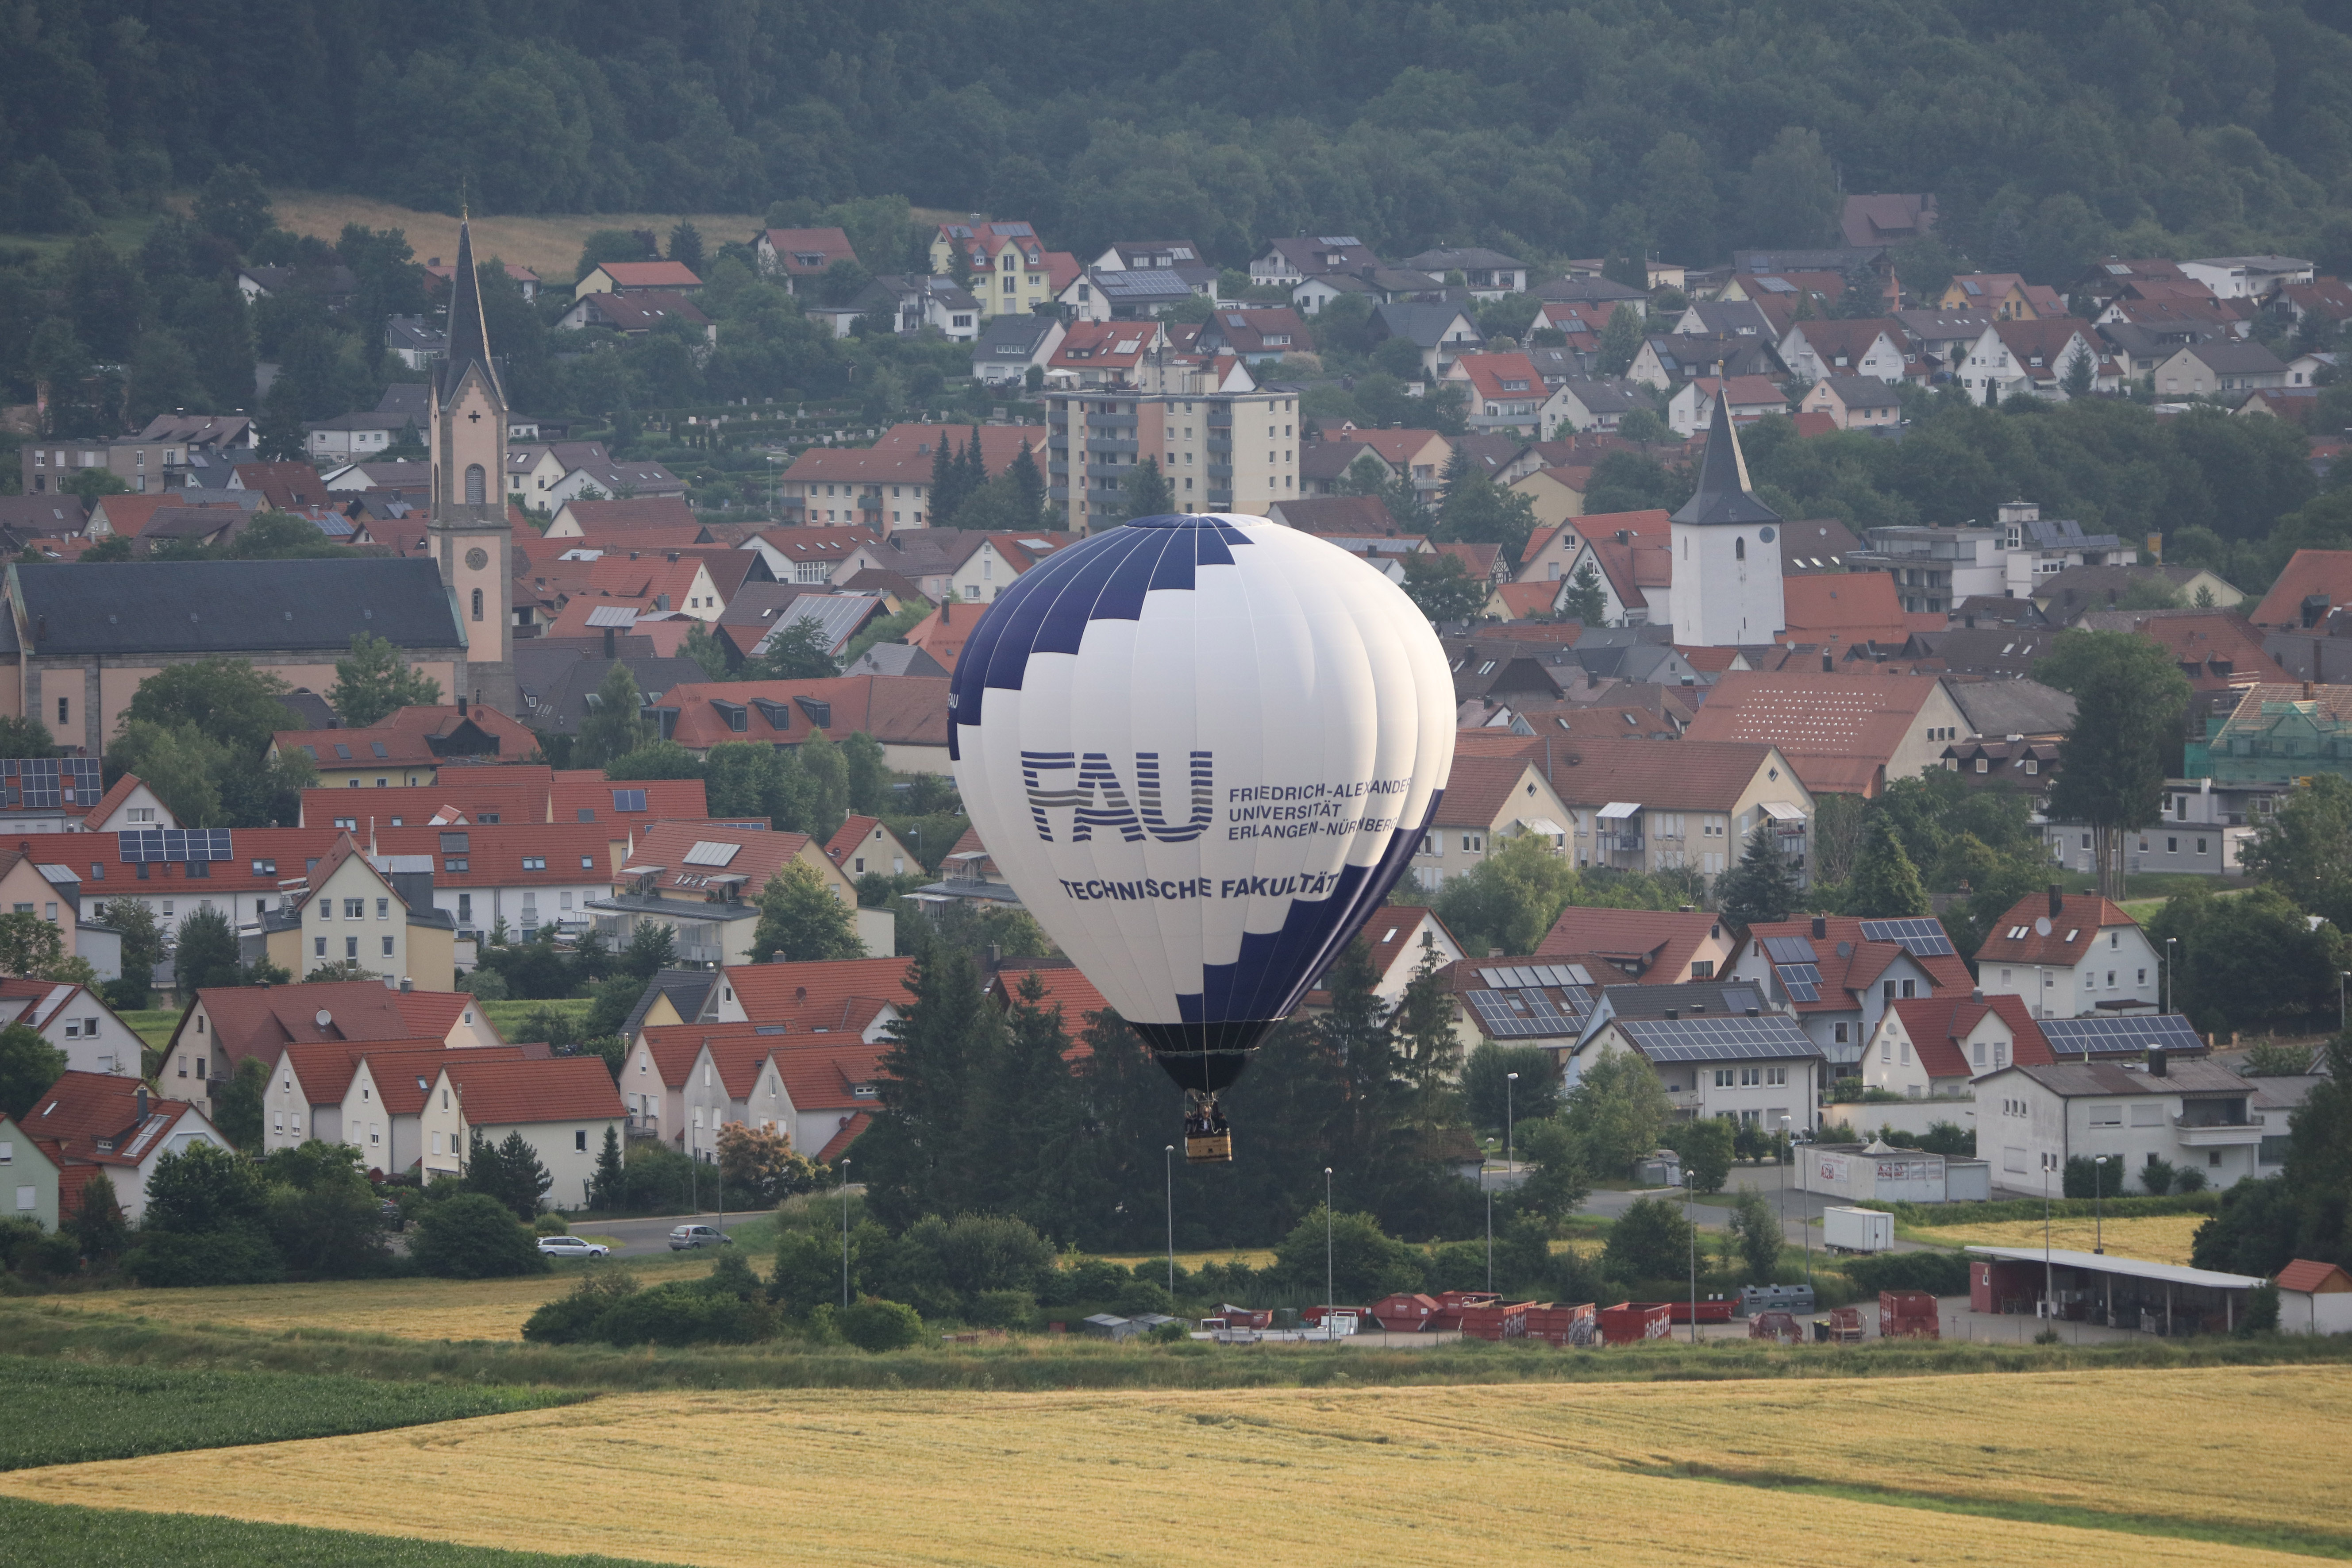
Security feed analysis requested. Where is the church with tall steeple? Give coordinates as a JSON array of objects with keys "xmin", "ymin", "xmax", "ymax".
[
  {"xmin": 428, "ymin": 216, "xmax": 517, "ymax": 715},
  {"xmin": 1669, "ymin": 393, "xmax": 1786, "ymax": 647}
]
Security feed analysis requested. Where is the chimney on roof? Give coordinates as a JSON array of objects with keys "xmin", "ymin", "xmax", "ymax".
[
  {"xmin": 1616, "ymin": 529, "xmax": 1630, "ymax": 544},
  {"xmin": 2049, "ymin": 882, "xmax": 2063, "ymax": 919},
  {"xmin": 136, "ymin": 1086, "xmax": 147, "ymax": 1121},
  {"xmin": 2148, "ymin": 1044, "xmax": 2168, "ymax": 1077},
  {"xmin": 1665, "ymin": 1008, "xmax": 1678, "ymax": 1019},
  {"xmin": 1811, "ymin": 916, "xmax": 1827, "ymax": 940},
  {"xmin": 1822, "ymin": 651, "xmax": 1833, "ymax": 674},
  {"xmin": 603, "ymin": 625, "xmax": 615, "ymax": 658},
  {"xmin": 458, "ymin": 695, "xmax": 468, "ymax": 717},
  {"xmin": 1488, "ymin": 948, "xmax": 1503, "ymax": 958},
  {"xmin": 1746, "ymin": 1006, "xmax": 1760, "ymax": 1017}
]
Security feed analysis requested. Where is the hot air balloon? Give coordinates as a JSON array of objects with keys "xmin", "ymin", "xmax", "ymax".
[{"xmin": 948, "ymin": 512, "xmax": 1455, "ymax": 1161}]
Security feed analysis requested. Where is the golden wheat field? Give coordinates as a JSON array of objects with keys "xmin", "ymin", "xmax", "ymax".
[
  {"xmin": 30, "ymin": 1250, "xmax": 720, "ymax": 1343},
  {"xmin": 1912, "ymin": 1215, "xmax": 2209, "ymax": 1266},
  {"xmin": 6, "ymin": 1367, "xmax": 2344, "ymax": 1567}
]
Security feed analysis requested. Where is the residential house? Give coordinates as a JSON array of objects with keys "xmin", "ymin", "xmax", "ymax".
[
  {"xmin": 1535, "ymin": 274, "xmax": 1648, "ymax": 316},
  {"xmin": 587, "ymin": 819, "xmax": 875, "ymax": 967},
  {"xmin": 1798, "ymin": 376, "xmax": 1902, "ymax": 429},
  {"xmin": 2178, "ymin": 256, "xmax": 2315, "ymax": 301},
  {"xmin": 574, "ymin": 261, "xmax": 702, "ymax": 301},
  {"xmin": 304, "ymin": 410, "xmax": 411, "ymax": 461},
  {"xmin": 1551, "ymin": 739, "xmax": 1811, "ymax": 879},
  {"xmin": 2152, "ymin": 341, "xmax": 2291, "ymax": 398},
  {"xmin": 1973, "ymin": 887, "xmax": 2162, "ymax": 1019},
  {"xmin": 257, "ymin": 832, "xmax": 458, "ymax": 991},
  {"xmin": 1977, "ymin": 1054, "xmax": 2270, "ymax": 1195},
  {"xmin": 2249, "ymin": 548, "xmax": 2352, "ymax": 630},
  {"xmin": 1862, "ymin": 992, "xmax": 2054, "ymax": 1099},
  {"xmin": 338, "ymin": 1042, "xmax": 521, "ymax": 1177},
  {"xmin": 835, "ymin": 274, "xmax": 980, "ymax": 340},
  {"xmin": 1668, "ymin": 375, "xmax": 1787, "ymax": 436},
  {"xmin": 1667, "ymin": 300, "xmax": 1779, "ymax": 340},
  {"xmin": 1405, "ymin": 754, "xmax": 1576, "ymax": 891},
  {"xmin": 2035, "ymin": 566, "xmax": 2246, "ymax": 622},
  {"xmin": 1058, "ymin": 266, "xmax": 1202, "ymax": 322},
  {"xmin": 1840, "ymin": 193, "xmax": 1937, "ymax": 250},
  {"xmin": 1318, "ymin": 428, "xmax": 1454, "ymax": 501},
  {"xmin": 1507, "ymin": 463, "xmax": 1594, "ymax": 533},
  {"xmin": 1196, "ymin": 308, "xmax": 1311, "ymax": 365},
  {"xmin": 972, "ymin": 315, "xmax": 1066, "ymax": 387},
  {"xmin": 1539, "ymin": 906, "xmax": 1738, "ymax": 985},
  {"xmin": 545, "ymin": 498, "xmax": 703, "ymax": 540},
  {"xmin": 1367, "ymin": 302, "xmax": 1485, "ymax": 380},
  {"xmin": 368, "ymin": 822, "xmax": 620, "ymax": 942},
  {"xmin": 442, "ymin": 1055, "xmax": 624, "ymax": 1208},
  {"xmin": 1249, "ymin": 235, "xmax": 1380, "ymax": 287},
  {"xmin": 1937, "ymin": 274, "xmax": 2052, "ymax": 319},
  {"xmin": 269, "ymin": 702, "xmax": 538, "ymax": 788},
  {"xmin": 1727, "ymin": 913, "xmax": 1976, "ymax": 1073},
  {"xmin": 826, "ymin": 815, "xmax": 918, "ymax": 881},
  {"xmin": 1401, "ymin": 247, "xmax": 1528, "ymax": 298},
  {"xmin": 1339, "ymin": 906, "xmax": 1466, "ymax": 1006},
  {"xmin": 1570, "ymin": 1011, "xmax": 1824, "ymax": 1133},
  {"xmin": 0, "ymin": 1113, "xmax": 65, "ymax": 1232},
  {"xmin": 1044, "ymin": 319, "xmax": 1168, "ymax": 387},
  {"xmin": 755, "ymin": 227, "xmax": 855, "ymax": 291},
  {"xmin": 1444, "ymin": 352, "xmax": 1572, "ymax": 436},
  {"xmin": 0, "ymin": 978, "xmax": 143, "ymax": 1076},
  {"xmin": 1628, "ymin": 332, "xmax": 1783, "ymax": 392},
  {"xmin": 1549, "ymin": 378, "xmax": 1648, "ymax": 434},
  {"xmin": 162, "ymin": 980, "xmax": 503, "ymax": 1122},
  {"xmin": 1778, "ymin": 320, "xmax": 1913, "ymax": 384},
  {"xmin": 1556, "ymin": 509, "xmax": 1674, "ymax": 627},
  {"xmin": 1998, "ymin": 503, "xmax": 2127, "ymax": 596},
  {"xmin": 14, "ymin": 1071, "xmax": 225, "ymax": 1226},
  {"xmin": 1685, "ymin": 670, "xmax": 1970, "ymax": 796},
  {"xmin": 930, "ymin": 221, "xmax": 1053, "ymax": 321},
  {"xmin": 558, "ymin": 291, "xmax": 714, "ymax": 341}
]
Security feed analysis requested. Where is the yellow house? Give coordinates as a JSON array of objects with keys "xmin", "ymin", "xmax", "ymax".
[
  {"xmin": 262, "ymin": 835, "xmax": 456, "ymax": 991},
  {"xmin": 0, "ymin": 848, "xmax": 84, "ymax": 969},
  {"xmin": 1510, "ymin": 472, "xmax": 1590, "ymax": 535},
  {"xmin": 1936, "ymin": 273, "xmax": 2042, "ymax": 319},
  {"xmin": 931, "ymin": 221, "xmax": 1052, "ymax": 321}
]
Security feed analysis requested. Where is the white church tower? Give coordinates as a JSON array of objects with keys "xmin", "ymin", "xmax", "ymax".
[{"xmin": 1669, "ymin": 393, "xmax": 1785, "ymax": 647}]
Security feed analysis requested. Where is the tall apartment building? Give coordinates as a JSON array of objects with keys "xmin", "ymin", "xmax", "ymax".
[{"xmin": 1046, "ymin": 362, "xmax": 1303, "ymax": 532}]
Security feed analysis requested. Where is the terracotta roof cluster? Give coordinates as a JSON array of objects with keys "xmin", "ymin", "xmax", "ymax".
[
  {"xmin": 443, "ymin": 1054, "xmax": 623, "ymax": 1125},
  {"xmin": 1538, "ymin": 907, "xmax": 1725, "ymax": 982},
  {"xmin": 19, "ymin": 1071, "xmax": 201, "ymax": 1169},
  {"xmin": 186, "ymin": 979, "xmax": 490, "ymax": 1074},
  {"xmin": 1685, "ymin": 671, "xmax": 1952, "ymax": 795},
  {"xmin": 274, "ymin": 705, "xmax": 539, "ymax": 769},
  {"xmin": 1886, "ymin": 993, "xmax": 2052, "ymax": 1079},
  {"xmin": 1974, "ymin": 891, "xmax": 2138, "ymax": 967},
  {"xmin": 649, "ymin": 675, "xmax": 949, "ymax": 751}
]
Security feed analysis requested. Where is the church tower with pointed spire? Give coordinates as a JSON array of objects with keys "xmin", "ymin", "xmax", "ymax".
[
  {"xmin": 1668, "ymin": 393, "xmax": 1786, "ymax": 647},
  {"xmin": 428, "ymin": 215, "xmax": 516, "ymax": 714}
]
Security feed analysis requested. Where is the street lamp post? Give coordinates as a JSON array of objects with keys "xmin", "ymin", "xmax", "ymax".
[
  {"xmin": 1323, "ymin": 1167, "xmax": 1334, "ymax": 1339},
  {"xmin": 2043, "ymin": 1156, "xmax": 2054, "ymax": 1322},
  {"xmin": 2339, "ymin": 971, "xmax": 2350, "ymax": 1037},
  {"xmin": 839, "ymin": 1157, "xmax": 852, "ymax": 1311},
  {"xmin": 1163, "ymin": 1145, "xmax": 1176, "ymax": 1301},
  {"xmin": 1778, "ymin": 1115, "xmax": 1792, "ymax": 1277},
  {"xmin": 1505, "ymin": 1072, "xmax": 1519, "ymax": 1171},
  {"xmin": 2164, "ymin": 937, "xmax": 2177, "ymax": 1015},
  {"xmin": 2093, "ymin": 1155, "xmax": 2109, "ymax": 1255},
  {"xmin": 1687, "ymin": 1169, "xmax": 1698, "ymax": 1345}
]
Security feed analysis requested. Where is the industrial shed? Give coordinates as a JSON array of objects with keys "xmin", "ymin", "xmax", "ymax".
[{"xmin": 1966, "ymin": 1246, "xmax": 2265, "ymax": 1335}]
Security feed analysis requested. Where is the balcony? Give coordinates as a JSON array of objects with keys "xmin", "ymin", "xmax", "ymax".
[
  {"xmin": 1049, "ymin": 462, "xmax": 1068, "ymax": 477},
  {"xmin": 1089, "ymin": 413, "xmax": 1137, "ymax": 430},
  {"xmin": 1206, "ymin": 436, "xmax": 1232, "ymax": 454},
  {"xmin": 1086, "ymin": 438, "xmax": 1137, "ymax": 456},
  {"xmin": 1207, "ymin": 462, "xmax": 1233, "ymax": 479},
  {"xmin": 2173, "ymin": 1112, "xmax": 2263, "ymax": 1146}
]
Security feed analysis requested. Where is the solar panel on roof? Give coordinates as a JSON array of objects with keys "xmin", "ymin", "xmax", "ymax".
[
  {"xmin": 1857, "ymin": 917, "xmax": 1958, "ymax": 958},
  {"xmin": 1619, "ymin": 1015, "xmax": 1821, "ymax": 1062},
  {"xmin": 1467, "ymin": 987, "xmax": 1586, "ymax": 1039},
  {"xmin": 1773, "ymin": 963, "xmax": 1821, "ymax": 1003},
  {"xmin": 1761, "ymin": 936, "xmax": 1819, "ymax": 964},
  {"xmin": 118, "ymin": 829, "xmax": 232, "ymax": 863},
  {"xmin": 2040, "ymin": 1015, "xmax": 2203, "ymax": 1054}
]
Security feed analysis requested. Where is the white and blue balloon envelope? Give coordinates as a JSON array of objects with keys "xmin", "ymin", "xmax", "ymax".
[{"xmin": 949, "ymin": 513, "xmax": 1455, "ymax": 1097}]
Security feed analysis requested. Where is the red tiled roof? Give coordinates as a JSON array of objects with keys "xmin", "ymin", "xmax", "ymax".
[
  {"xmin": 817, "ymin": 1110, "xmax": 871, "ymax": 1162},
  {"xmin": 1430, "ymin": 755, "xmax": 1551, "ymax": 829},
  {"xmin": 275, "ymin": 705, "xmax": 539, "ymax": 768},
  {"xmin": 1743, "ymin": 914, "xmax": 1974, "ymax": 998},
  {"xmin": 761, "ymin": 228, "xmax": 855, "ymax": 275},
  {"xmin": 590, "ymin": 261, "xmax": 702, "ymax": 290},
  {"xmin": 1778, "ymin": 573, "xmax": 1920, "ymax": 644},
  {"xmin": 621, "ymin": 821, "xmax": 817, "ymax": 902},
  {"xmin": 445, "ymin": 1055, "xmax": 623, "ymax": 1125},
  {"xmin": 2277, "ymin": 1259, "xmax": 2352, "ymax": 1293},
  {"xmin": 651, "ymin": 675, "xmax": 949, "ymax": 751},
  {"xmin": 772, "ymin": 1038, "xmax": 886, "ymax": 1113},
  {"xmin": 1547, "ymin": 739, "xmax": 1781, "ymax": 813},
  {"xmin": 21, "ymin": 1071, "xmax": 201, "ymax": 1166},
  {"xmin": 556, "ymin": 497, "xmax": 698, "ymax": 533},
  {"xmin": 1538, "ymin": 907, "xmax": 1725, "ymax": 981},
  {"xmin": 2252, "ymin": 549, "xmax": 2352, "ymax": 629},
  {"xmin": 188, "ymin": 979, "xmax": 469, "ymax": 1071},
  {"xmin": 1362, "ymin": 907, "xmax": 1452, "ymax": 986},
  {"xmin": 233, "ymin": 462, "xmax": 332, "ymax": 510},
  {"xmin": 79, "ymin": 774, "xmax": 146, "ymax": 830},
  {"xmin": 1975, "ymin": 891, "xmax": 2138, "ymax": 967},
  {"xmin": 1492, "ymin": 581, "xmax": 1562, "ymax": 620},
  {"xmin": 1887, "ymin": 994, "xmax": 2051, "ymax": 1079},
  {"xmin": 723, "ymin": 956, "xmax": 918, "ymax": 1022},
  {"xmin": 302, "ymin": 769, "xmax": 557, "ymax": 829},
  {"xmin": 365, "ymin": 1043, "xmax": 525, "ymax": 1114},
  {"xmin": 551, "ymin": 772, "xmax": 708, "ymax": 824},
  {"xmin": 1685, "ymin": 671, "xmax": 1951, "ymax": 795}
]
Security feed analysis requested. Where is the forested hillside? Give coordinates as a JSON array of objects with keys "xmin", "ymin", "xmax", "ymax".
[{"xmin": 4, "ymin": 0, "xmax": 2352, "ymax": 275}]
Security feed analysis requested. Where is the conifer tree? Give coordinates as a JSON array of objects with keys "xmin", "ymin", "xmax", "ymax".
[
  {"xmin": 1717, "ymin": 823, "xmax": 1798, "ymax": 932},
  {"xmin": 1562, "ymin": 560, "xmax": 1609, "ymax": 625},
  {"xmin": 1846, "ymin": 815, "xmax": 1932, "ymax": 917},
  {"xmin": 928, "ymin": 433, "xmax": 959, "ymax": 526},
  {"xmin": 857, "ymin": 942, "xmax": 1006, "ymax": 1227}
]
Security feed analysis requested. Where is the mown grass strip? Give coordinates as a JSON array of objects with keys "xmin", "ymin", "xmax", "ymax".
[
  {"xmin": 0, "ymin": 1496, "xmax": 683, "ymax": 1568},
  {"xmin": 7, "ymin": 1300, "xmax": 2352, "ymax": 1393},
  {"xmin": 0, "ymin": 1357, "xmax": 581, "ymax": 1471},
  {"xmin": 1638, "ymin": 1463, "xmax": 2352, "ymax": 1561}
]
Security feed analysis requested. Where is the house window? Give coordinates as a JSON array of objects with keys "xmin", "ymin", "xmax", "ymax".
[
  {"xmin": 1833, "ymin": 1023, "xmax": 1848, "ymax": 1044},
  {"xmin": 314, "ymin": 937, "xmax": 327, "ymax": 957},
  {"xmin": 382, "ymin": 936, "xmax": 395, "ymax": 957}
]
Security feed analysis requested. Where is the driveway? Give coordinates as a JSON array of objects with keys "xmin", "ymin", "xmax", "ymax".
[{"xmin": 572, "ymin": 1211, "xmax": 766, "ymax": 1259}]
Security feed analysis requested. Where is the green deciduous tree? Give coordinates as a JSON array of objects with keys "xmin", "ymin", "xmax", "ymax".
[
  {"xmin": 1461, "ymin": 1042, "xmax": 1559, "ymax": 1132},
  {"xmin": 212, "ymin": 1055, "xmax": 271, "ymax": 1151},
  {"xmin": 1845, "ymin": 816, "xmax": 1932, "ymax": 917},
  {"xmin": 1669, "ymin": 1116, "xmax": 1735, "ymax": 1195},
  {"xmin": 747, "ymin": 618, "xmax": 841, "ymax": 681},
  {"xmin": 1602, "ymin": 1194, "xmax": 1695, "ymax": 1281},
  {"xmin": 1118, "ymin": 456, "xmax": 1174, "ymax": 523},
  {"xmin": 1728, "ymin": 1187, "xmax": 1783, "ymax": 1281},
  {"xmin": 0, "ymin": 913, "xmax": 63, "ymax": 979},
  {"xmin": 752, "ymin": 861, "xmax": 865, "ymax": 963},
  {"xmin": 412, "ymin": 1190, "xmax": 549, "ymax": 1278},
  {"xmin": 2038, "ymin": 630, "xmax": 2193, "ymax": 900},
  {"xmin": 172, "ymin": 906, "xmax": 244, "ymax": 995},
  {"xmin": 1562, "ymin": 1049, "xmax": 1672, "ymax": 1182},
  {"xmin": 327, "ymin": 633, "xmax": 442, "ymax": 728},
  {"xmin": 2242, "ymin": 774, "xmax": 2352, "ymax": 928},
  {"xmin": 1598, "ymin": 305, "xmax": 1642, "ymax": 377},
  {"xmin": 0, "ymin": 1023, "xmax": 67, "ymax": 1119},
  {"xmin": 193, "ymin": 164, "xmax": 273, "ymax": 250},
  {"xmin": 2148, "ymin": 884, "xmax": 2349, "ymax": 1034},
  {"xmin": 577, "ymin": 663, "xmax": 651, "ymax": 768},
  {"xmin": 1398, "ymin": 553, "xmax": 1488, "ymax": 624}
]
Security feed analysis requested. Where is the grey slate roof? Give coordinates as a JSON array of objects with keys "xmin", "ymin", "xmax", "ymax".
[
  {"xmin": 1534, "ymin": 276, "xmax": 1647, "ymax": 304},
  {"xmin": 1371, "ymin": 301, "xmax": 1482, "ymax": 350},
  {"xmin": 8, "ymin": 559, "xmax": 463, "ymax": 656},
  {"xmin": 618, "ymin": 968, "xmax": 719, "ymax": 1041},
  {"xmin": 1671, "ymin": 396, "xmax": 1780, "ymax": 527},
  {"xmin": 1944, "ymin": 678, "xmax": 2077, "ymax": 737}
]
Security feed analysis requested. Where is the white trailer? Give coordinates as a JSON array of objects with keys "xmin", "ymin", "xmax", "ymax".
[{"xmin": 1823, "ymin": 1205, "xmax": 1894, "ymax": 1254}]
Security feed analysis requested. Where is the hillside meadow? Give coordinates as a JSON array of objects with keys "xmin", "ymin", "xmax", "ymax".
[
  {"xmin": 1907, "ymin": 1215, "xmax": 2210, "ymax": 1267},
  {"xmin": 5, "ymin": 1367, "xmax": 2344, "ymax": 1566}
]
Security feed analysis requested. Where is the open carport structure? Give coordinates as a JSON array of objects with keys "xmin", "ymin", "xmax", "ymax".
[{"xmin": 1966, "ymin": 1245, "xmax": 2265, "ymax": 1336}]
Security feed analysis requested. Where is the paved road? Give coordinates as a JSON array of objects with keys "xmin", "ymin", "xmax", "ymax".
[{"xmin": 571, "ymin": 1211, "xmax": 766, "ymax": 1259}]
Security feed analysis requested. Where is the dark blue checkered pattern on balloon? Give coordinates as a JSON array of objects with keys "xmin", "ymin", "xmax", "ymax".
[{"xmin": 947, "ymin": 515, "xmax": 1251, "ymax": 757}]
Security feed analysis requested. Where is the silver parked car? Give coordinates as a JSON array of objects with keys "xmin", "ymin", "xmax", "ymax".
[
  {"xmin": 668, "ymin": 1224, "xmax": 731, "ymax": 1250},
  {"xmin": 536, "ymin": 1235, "xmax": 611, "ymax": 1259}
]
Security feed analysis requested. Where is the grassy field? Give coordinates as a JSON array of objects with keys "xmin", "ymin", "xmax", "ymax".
[
  {"xmin": 0, "ymin": 1499, "xmax": 673, "ymax": 1568},
  {"xmin": 479, "ymin": 997, "xmax": 595, "ymax": 1041},
  {"xmin": 6, "ymin": 1367, "xmax": 2345, "ymax": 1565},
  {"xmin": 30, "ymin": 1217, "xmax": 777, "ymax": 1344},
  {"xmin": 117, "ymin": 1008, "xmax": 182, "ymax": 1053},
  {"xmin": 0, "ymin": 1359, "xmax": 574, "ymax": 1471},
  {"xmin": 1908, "ymin": 1214, "xmax": 2209, "ymax": 1266}
]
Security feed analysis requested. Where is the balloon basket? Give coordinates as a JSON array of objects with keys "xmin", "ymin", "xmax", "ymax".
[{"xmin": 1185, "ymin": 1133, "xmax": 1233, "ymax": 1164}]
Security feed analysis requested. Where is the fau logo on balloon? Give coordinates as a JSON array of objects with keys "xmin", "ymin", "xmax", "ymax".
[{"xmin": 1019, "ymin": 750, "xmax": 1214, "ymax": 843}]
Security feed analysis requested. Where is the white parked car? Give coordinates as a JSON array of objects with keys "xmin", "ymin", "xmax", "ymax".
[{"xmin": 536, "ymin": 1235, "xmax": 611, "ymax": 1258}]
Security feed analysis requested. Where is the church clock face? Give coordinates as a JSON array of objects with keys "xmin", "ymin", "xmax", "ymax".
[{"xmin": 465, "ymin": 547, "xmax": 489, "ymax": 570}]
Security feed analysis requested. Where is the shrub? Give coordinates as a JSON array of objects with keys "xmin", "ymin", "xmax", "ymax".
[
  {"xmin": 969, "ymin": 1288, "xmax": 1039, "ymax": 1329},
  {"xmin": 0, "ymin": 1217, "xmax": 82, "ymax": 1282},
  {"xmin": 532, "ymin": 1213, "xmax": 571, "ymax": 1236},
  {"xmin": 1840, "ymin": 1249, "xmax": 1970, "ymax": 1296},
  {"xmin": 2237, "ymin": 1281, "xmax": 2281, "ymax": 1336},
  {"xmin": 1601, "ymin": 1197, "xmax": 1696, "ymax": 1282},
  {"xmin": 1147, "ymin": 1320, "xmax": 1190, "ymax": 1344},
  {"xmin": 593, "ymin": 1280, "xmax": 779, "ymax": 1346},
  {"xmin": 2140, "ymin": 1156, "xmax": 2178, "ymax": 1196},
  {"xmin": 522, "ymin": 1269, "xmax": 641, "ymax": 1345},
  {"xmin": 122, "ymin": 1223, "xmax": 284, "ymax": 1287},
  {"xmin": 409, "ymin": 1193, "xmax": 550, "ymax": 1279},
  {"xmin": 840, "ymin": 1297, "xmax": 925, "ymax": 1352},
  {"xmin": 2174, "ymin": 1166, "xmax": 2209, "ymax": 1194}
]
